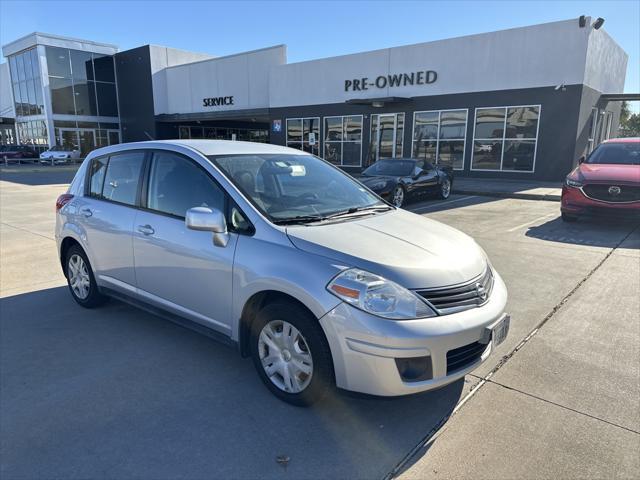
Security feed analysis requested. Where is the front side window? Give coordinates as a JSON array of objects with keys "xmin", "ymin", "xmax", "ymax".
[
  {"xmin": 147, "ymin": 152, "xmax": 225, "ymax": 218},
  {"xmin": 101, "ymin": 152, "xmax": 145, "ymax": 205},
  {"xmin": 211, "ymin": 153, "xmax": 383, "ymax": 224},
  {"xmin": 472, "ymin": 105, "xmax": 540, "ymax": 172},
  {"xmin": 362, "ymin": 159, "xmax": 416, "ymax": 177}
]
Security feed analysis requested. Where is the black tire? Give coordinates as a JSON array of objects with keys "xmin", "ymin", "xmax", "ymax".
[
  {"xmin": 65, "ymin": 244, "xmax": 107, "ymax": 308},
  {"xmin": 561, "ymin": 212, "xmax": 578, "ymax": 222},
  {"xmin": 438, "ymin": 177, "xmax": 452, "ymax": 199},
  {"xmin": 391, "ymin": 185, "xmax": 405, "ymax": 208},
  {"xmin": 250, "ymin": 301, "xmax": 334, "ymax": 406}
]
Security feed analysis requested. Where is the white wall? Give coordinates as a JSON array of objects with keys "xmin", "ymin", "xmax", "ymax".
[
  {"xmin": 154, "ymin": 45, "xmax": 286, "ymax": 115},
  {"xmin": 584, "ymin": 28, "xmax": 627, "ymax": 94},
  {"xmin": 0, "ymin": 63, "xmax": 15, "ymax": 118},
  {"xmin": 269, "ymin": 18, "xmax": 626, "ymax": 108}
]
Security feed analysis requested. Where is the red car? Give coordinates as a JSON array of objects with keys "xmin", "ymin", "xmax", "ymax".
[{"xmin": 561, "ymin": 138, "xmax": 640, "ymax": 222}]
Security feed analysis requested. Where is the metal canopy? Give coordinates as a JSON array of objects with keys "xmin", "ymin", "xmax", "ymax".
[
  {"xmin": 601, "ymin": 93, "xmax": 640, "ymax": 102},
  {"xmin": 156, "ymin": 108, "xmax": 271, "ymax": 123},
  {"xmin": 345, "ymin": 97, "xmax": 411, "ymax": 106}
]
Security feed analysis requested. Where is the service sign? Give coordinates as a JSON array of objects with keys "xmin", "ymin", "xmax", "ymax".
[{"xmin": 203, "ymin": 96, "xmax": 234, "ymax": 107}]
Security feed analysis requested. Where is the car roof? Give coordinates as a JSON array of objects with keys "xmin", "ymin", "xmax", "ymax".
[
  {"xmin": 156, "ymin": 139, "xmax": 302, "ymax": 156},
  {"xmin": 602, "ymin": 137, "xmax": 639, "ymax": 144}
]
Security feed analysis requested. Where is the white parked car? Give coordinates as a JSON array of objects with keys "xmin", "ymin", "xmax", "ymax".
[{"xmin": 40, "ymin": 145, "xmax": 81, "ymax": 164}]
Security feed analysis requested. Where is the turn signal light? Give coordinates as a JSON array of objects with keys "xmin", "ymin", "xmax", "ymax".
[{"xmin": 56, "ymin": 193, "xmax": 74, "ymax": 212}]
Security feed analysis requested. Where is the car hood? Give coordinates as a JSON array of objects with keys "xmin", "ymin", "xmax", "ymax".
[
  {"xmin": 357, "ymin": 175, "xmax": 398, "ymax": 190},
  {"xmin": 577, "ymin": 163, "xmax": 640, "ymax": 183},
  {"xmin": 286, "ymin": 208, "xmax": 486, "ymax": 289}
]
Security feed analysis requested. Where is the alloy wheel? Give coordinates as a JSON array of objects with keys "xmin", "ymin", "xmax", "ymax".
[
  {"xmin": 392, "ymin": 186, "xmax": 405, "ymax": 207},
  {"xmin": 258, "ymin": 319, "xmax": 314, "ymax": 393},
  {"xmin": 441, "ymin": 178, "xmax": 451, "ymax": 198},
  {"xmin": 68, "ymin": 254, "xmax": 90, "ymax": 300}
]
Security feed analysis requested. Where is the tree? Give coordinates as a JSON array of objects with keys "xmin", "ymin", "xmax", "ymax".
[{"xmin": 619, "ymin": 101, "xmax": 640, "ymax": 137}]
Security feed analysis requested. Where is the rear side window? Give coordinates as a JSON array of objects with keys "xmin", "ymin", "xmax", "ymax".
[
  {"xmin": 88, "ymin": 157, "xmax": 108, "ymax": 197},
  {"xmin": 146, "ymin": 151, "xmax": 225, "ymax": 218},
  {"xmin": 88, "ymin": 151, "xmax": 145, "ymax": 206}
]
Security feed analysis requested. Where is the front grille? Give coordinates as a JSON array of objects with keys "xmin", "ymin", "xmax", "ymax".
[
  {"xmin": 416, "ymin": 267, "xmax": 494, "ymax": 314},
  {"xmin": 582, "ymin": 184, "xmax": 640, "ymax": 203},
  {"xmin": 446, "ymin": 341, "xmax": 489, "ymax": 375}
]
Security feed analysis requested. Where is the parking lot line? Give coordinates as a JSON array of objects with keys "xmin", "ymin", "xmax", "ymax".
[
  {"xmin": 506, "ymin": 213, "xmax": 556, "ymax": 232},
  {"xmin": 411, "ymin": 195, "xmax": 477, "ymax": 213}
]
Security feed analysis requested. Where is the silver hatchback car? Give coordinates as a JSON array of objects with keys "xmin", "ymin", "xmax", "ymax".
[{"xmin": 56, "ymin": 140, "xmax": 509, "ymax": 406}]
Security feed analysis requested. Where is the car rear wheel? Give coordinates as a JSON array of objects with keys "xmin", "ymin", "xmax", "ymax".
[
  {"xmin": 439, "ymin": 178, "xmax": 452, "ymax": 199},
  {"xmin": 65, "ymin": 245, "xmax": 107, "ymax": 308},
  {"xmin": 250, "ymin": 302, "xmax": 334, "ymax": 406},
  {"xmin": 561, "ymin": 213, "xmax": 578, "ymax": 222},
  {"xmin": 392, "ymin": 185, "xmax": 405, "ymax": 208}
]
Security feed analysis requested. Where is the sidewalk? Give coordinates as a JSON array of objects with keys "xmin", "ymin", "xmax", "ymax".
[
  {"xmin": 397, "ymin": 244, "xmax": 640, "ymax": 479},
  {"xmin": 453, "ymin": 177, "xmax": 562, "ymax": 201}
]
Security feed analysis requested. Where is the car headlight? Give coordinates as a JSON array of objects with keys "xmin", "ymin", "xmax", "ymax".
[
  {"xmin": 370, "ymin": 181, "xmax": 388, "ymax": 190},
  {"xmin": 565, "ymin": 177, "xmax": 583, "ymax": 188},
  {"xmin": 327, "ymin": 268, "xmax": 437, "ymax": 319}
]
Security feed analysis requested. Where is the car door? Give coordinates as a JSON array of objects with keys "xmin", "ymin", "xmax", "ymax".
[
  {"xmin": 77, "ymin": 150, "xmax": 145, "ymax": 293},
  {"xmin": 413, "ymin": 160, "xmax": 440, "ymax": 196},
  {"xmin": 132, "ymin": 150, "xmax": 238, "ymax": 335}
]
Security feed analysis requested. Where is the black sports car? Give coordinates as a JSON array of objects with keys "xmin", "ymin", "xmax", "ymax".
[{"xmin": 357, "ymin": 158, "xmax": 453, "ymax": 207}]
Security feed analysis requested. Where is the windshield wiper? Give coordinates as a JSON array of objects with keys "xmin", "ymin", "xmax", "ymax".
[
  {"xmin": 273, "ymin": 215, "xmax": 326, "ymax": 225},
  {"xmin": 322, "ymin": 205, "xmax": 393, "ymax": 220}
]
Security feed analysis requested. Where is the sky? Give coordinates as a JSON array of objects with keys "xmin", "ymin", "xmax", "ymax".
[{"xmin": 1, "ymin": 0, "xmax": 639, "ymax": 110}]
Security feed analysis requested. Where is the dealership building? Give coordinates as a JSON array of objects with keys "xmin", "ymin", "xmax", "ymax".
[{"xmin": 1, "ymin": 17, "xmax": 635, "ymax": 180}]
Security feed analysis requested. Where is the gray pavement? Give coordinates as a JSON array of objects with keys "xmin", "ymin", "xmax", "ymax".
[
  {"xmin": 452, "ymin": 177, "xmax": 562, "ymax": 201},
  {"xmin": 1, "ymin": 172, "xmax": 639, "ymax": 479}
]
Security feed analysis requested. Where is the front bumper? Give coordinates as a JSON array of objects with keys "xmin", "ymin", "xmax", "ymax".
[
  {"xmin": 319, "ymin": 270, "xmax": 509, "ymax": 396},
  {"xmin": 561, "ymin": 185, "xmax": 640, "ymax": 217}
]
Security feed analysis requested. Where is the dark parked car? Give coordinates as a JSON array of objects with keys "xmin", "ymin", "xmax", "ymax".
[
  {"xmin": 357, "ymin": 158, "xmax": 453, "ymax": 207},
  {"xmin": 0, "ymin": 145, "xmax": 38, "ymax": 161}
]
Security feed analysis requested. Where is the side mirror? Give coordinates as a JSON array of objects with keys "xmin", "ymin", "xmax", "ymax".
[
  {"xmin": 185, "ymin": 207, "xmax": 229, "ymax": 247},
  {"xmin": 578, "ymin": 155, "xmax": 586, "ymax": 164}
]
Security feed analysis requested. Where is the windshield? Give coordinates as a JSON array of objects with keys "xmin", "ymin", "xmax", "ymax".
[
  {"xmin": 210, "ymin": 153, "xmax": 385, "ymax": 223},
  {"xmin": 587, "ymin": 142, "xmax": 640, "ymax": 166},
  {"xmin": 362, "ymin": 159, "xmax": 415, "ymax": 177},
  {"xmin": 50, "ymin": 145, "xmax": 67, "ymax": 151}
]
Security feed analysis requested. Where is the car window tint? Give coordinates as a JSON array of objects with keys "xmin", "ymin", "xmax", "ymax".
[
  {"xmin": 88, "ymin": 157, "xmax": 108, "ymax": 197},
  {"xmin": 147, "ymin": 151, "xmax": 225, "ymax": 218},
  {"xmin": 101, "ymin": 152, "xmax": 145, "ymax": 205}
]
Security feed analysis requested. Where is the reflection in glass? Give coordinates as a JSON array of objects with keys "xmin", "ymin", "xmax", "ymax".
[
  {"xmin": 440, "ymin": 110, "xmax": 467, "ymax": 139},
  {"xmin": 474, "ymin": 108, "xmax": 505, "ymax": 139},
  {"xmin": 93, "ymin": 54, "xmax": 116, "ymax": 82},
  {"xmin": 73, "ymin": 81, "xmax": 98, "ymax": 116},
  {"xmin": 16, "ymin": 54, "xmax": 26, "ymax": 81},
  {"xmin": 472, "ymin": 141, "xmax": 502, "ymax": 170},
  {"xmin": 287, "ymin": 119, "xmax": 302, "ymax": 142},
  {"xmin": 505, "ymin": 106, "xmax": 539, "ymax": 139},
  {"xmin": 413, "ymin": 140, "xmax": 437, "ymax": 163},
  {"xmin": 303, "ymin": 118, "xmax": 319, "ymax": 143},
  {"xmin": 438, "ymin": 140, "xmax": 465, "ymax": 169},
  {"xmin": 413, "ymin": 111, "xmax": 439, "ymax": 140},
  {"xmin": 502, "ymin": 140, "xmax": 535, "ymax": 171},
  {"xmin": 96, "ymin": 82, "xmax": 118, "ymax": 117},
  {"xmin": 46, "ymin": 46, "xmax": 71, "ymax": 78},
  {"xmin": 325, "ymin": 117, "xmax": 342, "ymax": 141},
  {"xmin": 324, "ymin": 142, "xmax": 342, "ymax": 164},
  {"xmin": 343, "ymin": 142, "xmax": 361, "ymax": 166},
  {"xmin": 50, "ymin": 77, "xmax": 75, "ymax": 114},
  {"xmin": 344, "ymin": 116, "xmax": 362, "ymax": 141},
  {"xmin": 70, "ymin": 50, "xmax": 94, "ymax": 81}
]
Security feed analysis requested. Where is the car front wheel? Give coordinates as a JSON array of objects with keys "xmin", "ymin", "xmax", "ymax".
[
  {"xmin": 392, "ymin": 185, "xmax": 405, "ymax": 208},
  {"xmin": 439, "ymin": 177, "xmax": 452, "ymax": 199},
  {"xmin": 250, "ymin": 301, "xmax": 334, "ymax": 406}
]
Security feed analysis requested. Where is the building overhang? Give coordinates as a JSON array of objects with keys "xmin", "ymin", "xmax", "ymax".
[
  {"xmin": 345, "ymin": 97, "xmax": 411, "ymax": 107},
  {"xmin": 600, "ymin": 93, "xmax": 640, "ymax": 102},
  {"xmin": 2, "ymin": 32, "xmax": 118, "ymax": 57},
  {"xmin": 155, "ymin": 108, "xmax": 271, "ymax": 124}
]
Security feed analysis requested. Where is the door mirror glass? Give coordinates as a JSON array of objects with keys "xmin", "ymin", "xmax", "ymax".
[
  {"xmin": 578, "ymin": 155, "xmax": 586, "ymax": 164},
  {"xmin": 412, "ymin": 167, "xmax": 423, "ymax": 178}
]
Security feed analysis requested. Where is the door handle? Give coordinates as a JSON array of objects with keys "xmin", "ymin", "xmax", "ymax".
[
  {"xmin": 80, "ymin": 208, "xmax": 92, "ymax": 217},
  {"xmin": 137, "ymin": 224, "xmax": 155, "ymax": 236}
]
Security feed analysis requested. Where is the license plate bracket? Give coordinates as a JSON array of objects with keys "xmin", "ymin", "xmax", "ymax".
[{"xmin": 491, "ymin": 315, "xmax": 510, "ymax": 347}]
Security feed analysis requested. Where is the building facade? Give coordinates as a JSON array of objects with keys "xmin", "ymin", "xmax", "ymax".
[{"xmin": 1, "ymin": 18, "xmax": 630, "ymax": 180}]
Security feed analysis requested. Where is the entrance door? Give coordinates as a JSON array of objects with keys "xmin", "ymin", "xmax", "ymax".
[
  {"xmin": 370, "ymin": 113, "xmax": 405, "ymax": 163},
  {"xmin": 59, "ymin": 128, "xmax": 96, "ymax": 156}
]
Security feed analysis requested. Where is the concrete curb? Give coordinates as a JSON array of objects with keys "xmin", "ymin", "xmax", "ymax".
[
  {"xmin": 0, "ymin": 164, "xmax": 81, "ymax": 174},
  {"xmin": 453, "ymin": 189, "xmax": 561, "ymax": 202}
]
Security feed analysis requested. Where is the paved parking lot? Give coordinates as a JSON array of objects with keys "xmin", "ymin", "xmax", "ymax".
[{"xmin": 1, "ymin": 169, "xmax": 639, "ymax": 479}]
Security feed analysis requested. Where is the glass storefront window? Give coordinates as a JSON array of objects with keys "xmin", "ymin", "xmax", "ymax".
[
  {"xmin": 472, "ymin": 105, "xmax": 540, "ymax": 172},
  {"xmin": 8, "ymin": 48, "xmax": 44, "ymax": 117},
  {"xmin": 370, "ymin": 113, "xmax": 404, "ymax": 164},
  {"xmin": 50, "ymin": 77, "xmax": 75, "ymax": 115},
  {"xmin": 412, "ymin": 109, "xmax": 467, "ymax": 169},
  {"xmin": 96, "ymin": 82, "xmax": 118, "ymax": 117},
  {"xmin": 46, "ymin": 46, "xmax": 72, "ymax": 78},
  {"xmin": 70, "ymin": 50, "xmax": 94, "ymax": 81},
  {"xmin": 323, "ymin": 115, "xmax": 363, "ymax": 166},
  {"xmin": 287, "ymin": 117, "xmax": 319, "ymax": 156},
  {"xmin": 93, "ymin": 54, "xmax": 116, "ymax": 82}
]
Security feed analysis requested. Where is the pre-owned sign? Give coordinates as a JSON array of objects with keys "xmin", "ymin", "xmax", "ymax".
[
  {"xmin": 203, "ymin": 96, "xmax": 234, "ymax": 107},
  {"xmin": 344, "ymin": 71, "xmax": 437, "ymax": 92}
]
